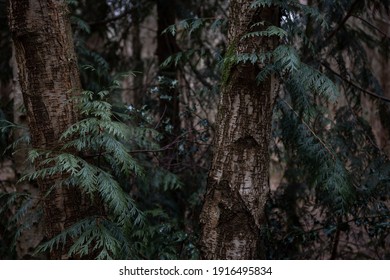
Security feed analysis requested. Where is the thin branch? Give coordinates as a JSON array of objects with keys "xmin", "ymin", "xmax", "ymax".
[
  {"xmin": 88, "ymin": 10, "xmax": 131, "ymax": 26},
  {"xmin": 286, "ymin": 214, "xmax": 390, "ymax": 238},
  {"xmin": 322, "ymin": 63, "xmax": 390, "ymax": 103},
  {"xmin": 129, "ymin": 130, "xmax": 191, "ymax": 154},
  {"xmin": 154, "ymin": 105, "xmax": 167, "ymax": 130},
  {"xmin": 330, "ymin": 216, "xmax": 342, "ymax": 259},
  {"xmin": 341, "ymin": 78, "xmax": 384, "ymax": 152},
  {"xmin": 281, "ymin": 99, "xmax": 337, "ymax": 161},
  {"xmin": 325, "ymin": 0, "xmax": 361, "ymax": 42},
  {"xmin": 353, "ymin": 15, "xmax": 390, "ymax": 39},
  {"xmin": 179, "ymin": 62, "xmax": 213, "ymax": 89}
]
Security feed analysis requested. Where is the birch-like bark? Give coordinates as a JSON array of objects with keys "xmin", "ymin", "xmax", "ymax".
[{"xmin": 200, "ymin": 1, "xmax": 279, "ymax": 259}]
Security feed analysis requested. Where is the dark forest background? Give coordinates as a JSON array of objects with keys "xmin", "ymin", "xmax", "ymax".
[{"xmin": 0, "ymin": 0, "xmax": 389, "ymax": 259}]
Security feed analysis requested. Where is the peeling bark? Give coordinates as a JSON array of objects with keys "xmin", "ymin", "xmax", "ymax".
[{"xmin": 200, "ymin": 1, "xmax": 279, "ymax": 259}]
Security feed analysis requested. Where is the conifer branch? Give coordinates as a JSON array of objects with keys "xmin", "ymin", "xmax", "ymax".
[
  {"xmin": 281, "ymin": 99, "xmax": 337, "ymax": 161},
  {"xmin": 325, "ymin": 0, "xmax": 361, "ymax": 42},
  {"xmin": 353, "ymin": 15, "xmax": 390, "ymax": 39},
  {"xmin": 322, "ymin": 63, "xmax": 390, "ymax": 103}
]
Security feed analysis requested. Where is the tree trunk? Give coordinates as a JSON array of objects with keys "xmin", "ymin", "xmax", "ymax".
[
  {"xmin": 156, "ymin": 0, "xmax": 181, "ymax": 148},
  {"xmin": 8, "ymin": 0, "xmax": 84, "ymax": 259},
  {"xmin": 374, "ymin": 13, "xmax": 390, "ymax": 154},
  {"xmin": 10, "ymin": 42, "xmax": 45, "ymax": 259},
  {"xmin": 200, "ymin": 1, "xmax": 279, "ymax": 259},
  {"xmin": 131, "ymin": 1, "xmax": 145, "ymax": 106}
]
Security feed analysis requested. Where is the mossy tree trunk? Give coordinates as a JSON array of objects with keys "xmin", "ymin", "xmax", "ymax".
[
  {"xmin": 200, "ymin": 1, "xmax": 279, "ymax": 259},
  {"xmin": 8, "ymin": 0, "xmax": 86, "ymax": 259}
]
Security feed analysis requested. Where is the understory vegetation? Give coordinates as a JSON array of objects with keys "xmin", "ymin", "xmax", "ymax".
[{"xmin": 0, "ymin": 0, "xmax": 389, "ymax": 259}]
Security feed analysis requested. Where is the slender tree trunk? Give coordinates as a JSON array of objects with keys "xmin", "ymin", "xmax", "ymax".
[
  {"xmin": 375, "ymin": 14, "xmax": 390, "ymax": 154},
  {"xmin": 156, "ymin": 0, "xmax": 181, "ymax": 148},
  {"xmin": 200, "ymin": 1, "xmax": 279, "ymax": 259},
  {"xmin": 8, "ymin": 0, "xmax": 85, "ymax": 259},
  {"xmin": 131, "ymin": 1, "xmax": 145, "ymax": 106}
]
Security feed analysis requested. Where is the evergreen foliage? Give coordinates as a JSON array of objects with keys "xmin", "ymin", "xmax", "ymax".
[
  {"xmin": 12, "ymin": 78, "xmax": 186, "ymax": 259},
  {"xmin": 1, "ymin": 0, "xmax": 389, "ymax": 259},
  {"xmin": 264, "ymin": 0, "xmax": 390, "ymax": 259}
]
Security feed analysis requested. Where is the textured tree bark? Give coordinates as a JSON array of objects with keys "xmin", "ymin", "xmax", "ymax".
[
  {"xmin": 8, "ymin": 0, "xmax": 84, "ymax": 259},
  {"xmin": 10, "ymin": 42, "xmax": 45, "ymax": 259},
  {"xmin": 200, "ymin": 1, "xmax": 279, "ymax": 259}
]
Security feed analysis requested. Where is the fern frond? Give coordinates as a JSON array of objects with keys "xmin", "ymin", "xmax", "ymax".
[
  {"xmin": 241, "ymin": 26, "xmax": 287, "ymax": 40},
  {"xmin": 71, "ymin": 16, "xmax": 91, "ymax": 34},
  {"xmin": 35, "ymin": 218, "xmax": 96, "ymax": 256},
  {"xmin": 96, "ymin": 171, "xmax": 142, "ymax": 225},
  {"xmin": 250, "ymin": 0, "xmax": 275, "ymax": 8},
  {"xmin": 210, "ymin": 18, "xmax": 227, "ymax": 31},
  {"xmin": 0, "ymin": 192, "xmax": 30, "ymax": 217},
  {"xmin": 144, "ymin": 168, "xmax": 183, "ymax": 191},
  {"xmin": 162, "ymin": 24, "xmax": 177, "ymax": 36},
  {"xmin": 66, "ymin": 0, "xmax": 78, "ymax": 6},
  {"xmin": 103, "ymin": 139, "xmax": 143, "ymax": 176},
  {"xmin": 273, "ymin": 45, "xmax": 300, "ymax": 73},
  {"xmin": 278, "ymin": 99, "xmax": 355, "ymax": 212},
  {"xmin": 235, "ymin": 52, "xmax": 272, "ymax": 65},
  {"xmin": 256, "ymin": 63, "xmax": 276, "ymax": 82},
  {"xmin": 73, "ymin": 161, "xmax": 98, "ymax": 194}
]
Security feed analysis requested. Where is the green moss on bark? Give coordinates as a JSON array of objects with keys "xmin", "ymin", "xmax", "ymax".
[{"xmin": 221, "ymin": 43, "xmax": 237, "ymax": 87}]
